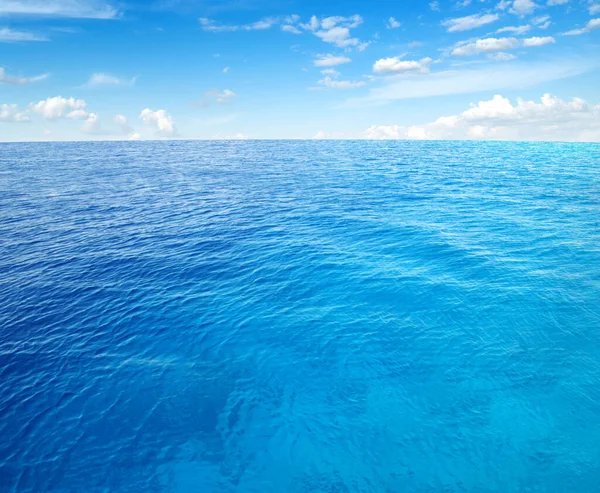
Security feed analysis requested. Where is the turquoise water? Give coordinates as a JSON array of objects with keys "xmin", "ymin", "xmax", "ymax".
[{"xmin": 1, "ymin": 140, "xmax": 600, "ymax": 492}]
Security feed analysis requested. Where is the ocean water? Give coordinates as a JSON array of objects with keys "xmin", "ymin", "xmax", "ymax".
[{"xmin": 1, "ymin": 140, "xmax": 600, "ymax": 493}]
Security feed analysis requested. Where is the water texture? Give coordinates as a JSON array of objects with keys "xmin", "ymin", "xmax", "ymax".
[{"xmin": 1, "ymin": 140, "xmax": 600, "ymax": 492}]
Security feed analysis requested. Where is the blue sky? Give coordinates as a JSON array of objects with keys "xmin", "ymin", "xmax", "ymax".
[{"xmin": 1, "ymin": 0, "xmax": 599, "ymax": 141}]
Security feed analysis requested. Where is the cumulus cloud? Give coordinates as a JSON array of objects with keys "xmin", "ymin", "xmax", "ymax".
[
  {"xmin": 365, "ymin": 93, "xmax": 600, "ymax": 141},
  {"xmin": 509, "ymin": 0, "xmax": 537, "ymax": 15},
  {"xmin": 139, "ymin": 108, "xmax": 175, "ymax": 135},
  {"xmin": 442, "ymin": 13, "xmax": 500, "ymax": 32},
  {"xmin": 0, "ymin": 27, "xmax": 48, "ymax": 42},
  {"xmin": 309, "ymin": 15, "xmax": 367, "ymax": 50},
  {"xmin": 0, "ymin": 0, "xmax": 119, "ymax": 18},
  {"xmin": 387, "ymin": 17, "xmax": 401, "ymax": 29},
  {"xmin": 85, "ymin": 73, "xmax": 136, "ymax": 87},
  {"xmin": 0, "ymin": 103, "xmax": 29, "ymax": 122},
  {"xmin": 590, "ymin": 4, "xmax": 600, "ymax": 14},
  {"xmin": 314, "ymin": 54, "xmax": 352, "ymax": 67},
  {"xmin": 563, "ymin": 18, "xmax": 600, "ymax": 35},
  {"xmin": 29, "ymin": 96, "xmax": 89, "ymax": 119},
  {"xmin": 373, "ymin": 57, "xmax": 433, "ymax": 74},
  {"xmin": 0, "ymin": 67, "xmax": 49, "ymax": 84}
]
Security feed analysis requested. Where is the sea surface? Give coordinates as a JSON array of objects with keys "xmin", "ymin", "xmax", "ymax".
[{"xmin": 1, "ymin": 140, "xmax": 600, "ymax": 492}]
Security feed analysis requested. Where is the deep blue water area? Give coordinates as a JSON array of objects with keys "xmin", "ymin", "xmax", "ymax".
[{"xmin": 1, "ymin": 140, "xmax": 600, "ymax": 492}]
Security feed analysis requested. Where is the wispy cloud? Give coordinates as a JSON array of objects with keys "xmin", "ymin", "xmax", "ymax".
[
  {"xmin": 314, "ymin": 54, "xmax": 352, "ymax": 67},
  {"xmin": 342, "ymin": 59, "xmax": 594, "ymax": 108},
  {"xmin": 0, "ymin": 0, "xmax": 119, "ymax": 19},
  {"xmin": 84, "ymin": 73, "xmax": 137, "ymax": 88},
  {"xmin": 442, "ymin": 13, "xmax": 500, "ymax": 32},
  {"xmin": 0, "ymin": 67, "xmax": 49, "ymax": 84},
  {"xmin": 0, "ymin": 27, "xmax": 48, "ymax": 42},
  {"xmin": 563, "ymin": 18, "xmax": 600, "ymax": 35}
]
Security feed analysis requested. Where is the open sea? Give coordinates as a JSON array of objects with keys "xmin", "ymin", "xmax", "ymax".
[{"xmin": 1, "ymin": 140, "xmax": 600, "ymax": 492}]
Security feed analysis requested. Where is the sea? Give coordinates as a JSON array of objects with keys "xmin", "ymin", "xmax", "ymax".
[{"xmin": 1, "ymin": 140, "xmax": 599, "ymax": 492}]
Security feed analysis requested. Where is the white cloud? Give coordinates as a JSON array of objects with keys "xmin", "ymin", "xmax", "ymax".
[
  {"xmin": 0, "ymin": 0, "xmax": 119, "ymax": 19},
  {"xmin": 452, "ymin": 37, "xmax": 520, "ymax": 56},
  {"xmin": 563, "ymin": 18, "xmax": 600, "ymax": 35},
  {"xmin": 430, "ymin": 1, "xmax": 441, "ymax": 11},
  {"xmin": 0, "ymin": 67, "xmax": 49, "ymax": 84},
  {"xmin": 442, "ymin": 13, "xmax": 500, "ymax": 32},
  {"xmin": 223, "ymin": 66, "xmax": 229, "ymax": 73},
  {"xmin": 310, "ymin": 15, "xmax": 366, "ymax": 49},
  {"xmin": 488, "ymin": 52, "xmax": 517, "ymax": 60},
  {"xmin": 547, "ymin": 0, "xmax": 568, "ymax": 5},
  {"xmin": 342, "ymin": 60, "xmax": 593, "ymax": 107},
  {"xmin": 0, "ymin": 27, "xmax": 48, "ymax": 42},
  {"xmin": 204, "ymin": 89, "xmax": 237, "ymax": 104},
  {"xmin": 373, "ymin": 57, "xmax": 433, "ymax": 74},
  {"xmin": 29, "ymin": 96, "xmax": 89, "ymax": 119},
  {"xmin": 318, "ymin": 76, "xmax": 366, "ymax": 89},
  {"xmin": 387, "ymin": 17, "xmax": 401, "ymax": 29},
  {"xmin": 590, "ymin": 4, "xmax": 600, "ymax": 15},
  {"xmin": 365, "ymin": 93, "xmax": 600, "ymax": 141},
  {"xmin": 199, "ymin": 16, "xmax": 281, "ymax": 32},
  {"xmin": 522, "ymin": 35, "xmax": 555, "ymax": 46},
  {"xmin": 82, "ymin": 113, "xmax": 100, "ymax": 133},
  {"xmin": 85, "ymin": 73, "xmax": 136, "ymax": 87},
  {"xmin": 129, "ymin": 132, "xmax": 141, "ymax": 141},
  {"xmin": 321, "ymin": 68, "xmax": 340, "ymax": 77},
  {"xmin": 281, "ymin": 24, "xmax": 301, "ymax": 34},
  {"xmin": 496, "ymin": 24, "xmax": 531, "ymax": 34},
  {"xmin": 139, "ymin": 108, "xmax": 175, "ymax": 135},
  {"xmin": 314, "ymin": 54, "xmax": 352, "ymax": 67},
  {"xmin": 0, "ymin": 103, "xmax": 29, "ymax": 122},
  {"xmin": 509, "ymin": 0, "xmax": 537, "ymax": 15},
  {"xmin": 532, "ymin": 15, "xmax": 551, "ymax": 28}
]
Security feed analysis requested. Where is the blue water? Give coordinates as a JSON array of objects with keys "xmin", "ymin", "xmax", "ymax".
[{"xmin": 1, "ymin": 141, "xmax": 600, "ymax": 492}]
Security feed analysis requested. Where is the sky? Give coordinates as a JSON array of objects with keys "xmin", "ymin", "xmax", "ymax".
[{"xmin": 0, "ymin": 0, "xmax": 599, "ymax": 141}]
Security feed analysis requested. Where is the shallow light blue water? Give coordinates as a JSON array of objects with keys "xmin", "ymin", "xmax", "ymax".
[{"xmin": 1, "ymin": 140, "xmax": 600, "ymax": 492}]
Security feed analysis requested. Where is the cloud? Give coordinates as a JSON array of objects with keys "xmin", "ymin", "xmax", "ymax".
[
  {"xmin": 0, "ymin": 67, "xmax": 49, "ymax": 84},
  {"xmin": 342, "ymin": 59, "xmax": 593, "ymax": 107},
  {"xmin": 309, "ymin": 15, "xmax": 367, "ymax": 50},
  {"xmin": 199, "ymin": 16, "xmax": 281, "ymax": 32},
  {"xmin": 488, "ymin": 52, "xmax": 517, "ymax": 61},
  {"xmin": 139, "ymin": 108, "xmax": 175, "ymax": 135},
  {"xmin": 387, "ymin": 17, "xmax": 401, "ymax": 29},
  {"xmin": 509, "ymin": 0, "xmax": 537, "ymax": 15},
  {"xmin": 430, "ymin": 1, "xmax": 440, "ymax": 11},
  {"xmin": 522, "ymin": 35, "xmax": 555, "ymax": 46},
  {"xmin": 563, "ymin": 18, "xmax": 600, "ymax": 35},
  {"xmin": 373, "ymin": 57, "xmax": 433, "ymax": 74},
  {"xmin": 0, "ymin": 103, "xmax": 29, "ymax": 122},
  {"xmin": 590, "ymin": 4, "xmax": 600, "ymax": 15},
  {"xmin": 496, "ymin": 24, "xmax": 531, "ymax": 34},
  {"xmin": 314, "ymin": 54, "xmax": 352, "ymax": 67},
  {"xmin": 204, "ymin": 89, "xmax": 237, "ymax": 104},
  {"xmin": 0, "ymin": 0, "xmax": 119, "ymax": 19},
  {"xmin": 365, "ymin": 93, "xmax": 600, "ymax": 141},
  {"xmin": 129, "ymin": 132, "xmax": 141, "ymax": 140},
  {"xmin": 442, "ymin": 13, "xmax": 500, "ymax": 32},
  {"xmin": 223, "ymin": 66, "xmax": 229, "ymax": 73},
  {"xmin": 318, "ymin": 76, "xmax": 366, "ymax": 89},
  {"xmin": 85, "ymin": 73, "xmax": 136, "ymax": 87},
  {"xmin": 547, "ymin": 0, "xmax": 568, "ymax": 5},
  {"xmin": 29, "ymin": 96, "xmax": 89, "ymax": 119},
  {"xmin": 281, "ymin": 24, "xmax": 301, "ymax": 34},
  {"xmin": 0, "ymin": 27, "xmax": 48, "ymax": 42},
  {"xmin": 452, "ymin": 37, "xmax": 520, "ymax": 56},
  {"xmin": 532, "ymin": 15, "xmax": 551, "ymax": 28}
]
